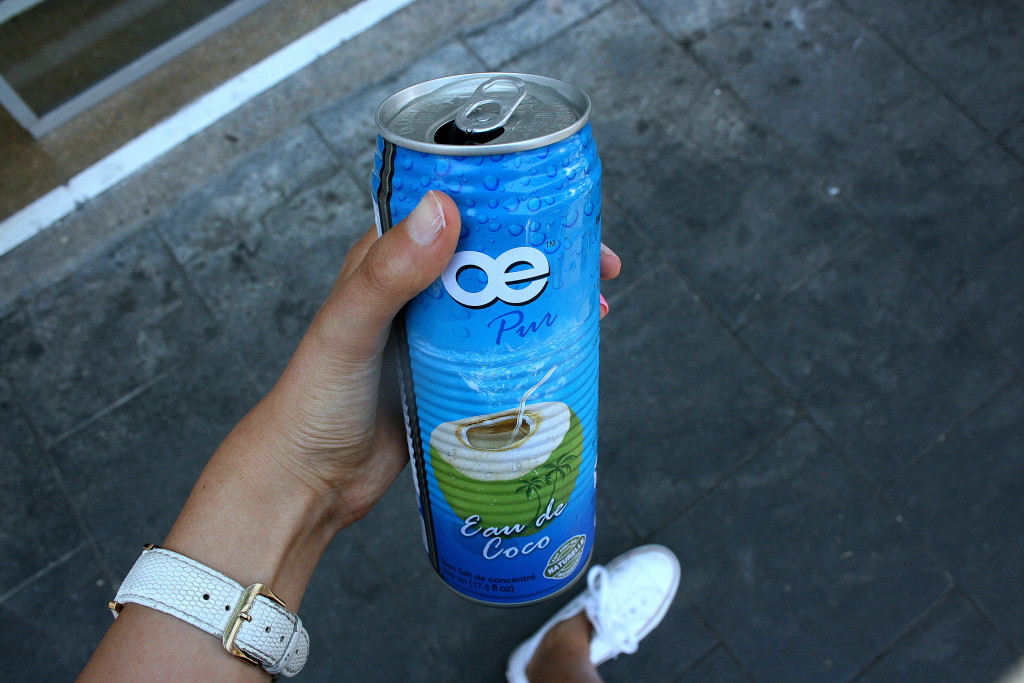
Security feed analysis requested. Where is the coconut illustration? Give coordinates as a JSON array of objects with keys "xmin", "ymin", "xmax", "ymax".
[{"xmin": 430, "ymin": 401, "xmax": 582, "ymax": 536}]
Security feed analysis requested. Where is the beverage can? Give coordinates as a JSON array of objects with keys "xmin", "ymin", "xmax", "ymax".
[{"xmin": 372, "ymin": 73, "xmax": 602, "ymax": 606}]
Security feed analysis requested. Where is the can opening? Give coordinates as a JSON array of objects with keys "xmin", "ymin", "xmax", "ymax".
[{"xmin": 434, "ymin": 119, "xmax": 505, "ymax": 146}]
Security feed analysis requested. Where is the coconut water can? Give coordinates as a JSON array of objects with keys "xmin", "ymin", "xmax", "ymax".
[{"xmin": 372, "ymin": 73, "xmax": 601, "ymax": 606}]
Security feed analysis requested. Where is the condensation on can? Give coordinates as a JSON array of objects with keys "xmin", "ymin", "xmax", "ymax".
[{"xmin": 372, "ymin": 73, "xmax": 602, "ymax": 606}]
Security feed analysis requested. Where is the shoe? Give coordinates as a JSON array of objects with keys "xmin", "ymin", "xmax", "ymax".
[{"xmin": 506, "ymin": 544, "xmax": 681, "ymax": 682}]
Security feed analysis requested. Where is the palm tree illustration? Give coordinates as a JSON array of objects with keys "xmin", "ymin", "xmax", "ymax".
[
  {"xmin": 515, "ymin": 475, "xmax": 546, "ymax": 520},
  {"xmin": 541, "ymin": 453, "xmax": 577, "ymax": 511}
]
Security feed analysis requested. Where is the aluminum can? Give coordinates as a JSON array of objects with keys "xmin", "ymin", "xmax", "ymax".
[{"xmin": 372, "ymin": 73, "xmax": 601, "ymax": 606}]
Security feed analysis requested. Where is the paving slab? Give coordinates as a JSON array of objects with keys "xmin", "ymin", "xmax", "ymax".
[
  {"xmin": 1004, "ymin": 119, "xmax": 1024, "ymax": 160},
  {"xmin": 952, "ymin": 235, "xmax": 1024, "ymax": 374},
  {"xmin": 883, "ymin": 381, "xmax": 1024, "ymax": 651},
  {"xmin": 839, "ymin": 0, "xmax": 1024, "ymax": 137},
  {"xmin": 464, "ymin": 0, "xmax": 614, "ymax": 68},
  {"xmin": 635, "ymin": 0, "xmax": 759, "ymax": 43},
  {"xmin": 851, "ymin": 141, "xmax": 1024, "ymax": 299},
  {"xmin": 655, "ymin": 419, "xmax": 950, "ymax": 682},
  {"xmin": 156, "ymin": 125, "xmax": 338, "ymax": 267},
  {"xmin": 739, "ymin": 235, "xmax": 1011, "ymax": 486},
  {"xmin": 393, "ymin": 568, "xmax": 559, "ymax": 681},
  {"xmin": 598, "ymin": 265, "xmax": 797, "ymax": 537},
  {"xmin": 310, "ymin": 42, "xmax": 486, "ymax": 176},
  {"xmin": 854, "ymin": 590, "xmax": 1021, "ymax": 683},
  {"xmin": 810, "ymin": 79, "xmax": 991, "ymax": 199},
  {"xmin": 688, "ymin": 0, "xmax": 922, "ymax": 164},
  {"xmin": 507, "ymin": 2, "xmax": 868, "ymax": 330},
  {"xmin": 595, "ymin": 197, "xmax": 666, "ymax": 304},
  {"xmin": 298, "ymin": 530, "xmax": 441, "ymax": 681},
  {"xmin": 170, "ymin": 164, "xmax": 372, "ymax": 392},
  {"xmin": 0, "ymin": 546, "xmax": 112, "ymax": 678},
  {"xmin": 0, "ymin": 377, "xmax": 82, "ymax": 596},
  {"xmin": 676, "ymin": 645, "xmax": 753, "ymax": 682},
  {"xmin": 0, "ymin": 227, "xmax": 219, "ymax": 443},
  {"xmin": 47, "ymin": 339, "xmax": 261, "ymax": 576},
  {"xmin": 343, "ymin": 471, "xmax": 433, "ymax": 590}
]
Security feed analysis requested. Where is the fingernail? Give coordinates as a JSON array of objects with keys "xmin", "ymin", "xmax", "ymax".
[
  {"xmin": 405, "ymin": 191, "xmax": 446, "ymax": 246},
  {"xmin": 599, "ymin": 294, "xmax": 609, "ymax": 317}
]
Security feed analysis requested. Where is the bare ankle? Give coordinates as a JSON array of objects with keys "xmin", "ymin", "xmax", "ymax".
[{"xmin": 525, "ymin": 613, "xmax": 600, "ymax": 683}]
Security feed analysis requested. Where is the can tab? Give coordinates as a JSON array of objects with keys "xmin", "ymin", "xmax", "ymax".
[{"xmin": 454, "ymin": 77, "xmax": 528, "ymax": 134}]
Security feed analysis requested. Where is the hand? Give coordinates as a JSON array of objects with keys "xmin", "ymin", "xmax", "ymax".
[
  {"xmin": 82, "ymin": 190, "xmax": 620, "ymax": 681},
  {"xmin": 258, "ymin": 191, "xmax": 623, "ymax": 531}
]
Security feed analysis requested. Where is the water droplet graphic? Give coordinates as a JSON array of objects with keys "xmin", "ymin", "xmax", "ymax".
[
  {"xmin": 484, "ymin": 175, "xmax": 500, "ymax": 192},
  {"xmin": 527, "ymin": 198, "xmax": 542, "ymax": 212}
]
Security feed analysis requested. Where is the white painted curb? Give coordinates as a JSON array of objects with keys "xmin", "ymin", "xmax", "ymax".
[{"xmin": 0, "ymin": 0, "xmax": 417, "ymax": 257}]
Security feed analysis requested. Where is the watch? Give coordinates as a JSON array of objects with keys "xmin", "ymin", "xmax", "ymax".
[{"xmin": 110, "ymin": 544, "xmax": 309, "ymax": 677}]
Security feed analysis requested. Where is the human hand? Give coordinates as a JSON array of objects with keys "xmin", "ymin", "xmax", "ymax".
[
  {"xmin": 248, "ymin": 190, "xmax": 622, "ymax": 531},
  {"xmin": 84, "ymin": 190, "xmax": 620, "ymax": 681},
  {"xmin": 160, "ymin": 190, "xmax": 620, "ymax": 596}
]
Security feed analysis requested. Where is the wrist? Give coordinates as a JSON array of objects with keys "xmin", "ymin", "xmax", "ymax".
[{"xmin": 162, "ymin": 420, "xmax": 338, "ymax": 610}]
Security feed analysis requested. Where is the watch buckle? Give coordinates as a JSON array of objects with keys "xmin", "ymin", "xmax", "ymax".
[
  {"xmin": 109, "ymin": 543, "xmax": 161, "ymax": 617},
  {"xmin": 222, "ymin": 582, "xmax": 287, "ymax": 666}
]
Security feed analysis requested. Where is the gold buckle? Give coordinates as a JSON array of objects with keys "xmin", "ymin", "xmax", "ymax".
[
  {"xmin": 109, "ymin": 543, "xmax": 160, "ymax": 615},
  {"xmin": 222, "ymin": 583, "xmax": 287, "ymax": 667}
]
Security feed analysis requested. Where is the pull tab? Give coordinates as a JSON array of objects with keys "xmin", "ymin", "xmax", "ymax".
[{"xmin": 454, "ymin": 76, "xmax": 528, "ymax": 134}]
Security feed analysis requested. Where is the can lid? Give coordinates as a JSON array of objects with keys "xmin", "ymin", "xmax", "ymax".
[{"xmin": 375, "ymin": 73, "xmax": 591, "ymax": 155}]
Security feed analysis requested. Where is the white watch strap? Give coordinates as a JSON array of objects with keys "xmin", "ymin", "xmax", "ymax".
[{"xmin": 111, "ymin": 545, "xmax": 309, "ymax": 677}]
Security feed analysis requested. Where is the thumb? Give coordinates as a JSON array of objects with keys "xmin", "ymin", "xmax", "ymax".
[{"xmin": 311, "ymin": 191, "xmax": 461, "ymax": 365}]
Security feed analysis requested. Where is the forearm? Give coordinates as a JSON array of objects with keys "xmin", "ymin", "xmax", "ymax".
[
  {"xmin": 80, "ymin": 405, "xmax": 338, "ymax": 682},
  {"xmin": 79, "ymin": 193, "xmax": 467, "ymax": 680}
]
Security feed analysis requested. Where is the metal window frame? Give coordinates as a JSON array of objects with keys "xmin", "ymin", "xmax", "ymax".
[{"xmin": 0, "ymin": 0, "xmax": 274, "ymax": 138}]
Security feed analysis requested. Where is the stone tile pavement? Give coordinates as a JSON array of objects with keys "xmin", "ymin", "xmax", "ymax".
[{"xmin": 1, "ymin": 0, "xmax": 1022, "ymax": 680}]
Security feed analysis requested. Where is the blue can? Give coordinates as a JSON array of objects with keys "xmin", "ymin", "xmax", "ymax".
[{"xmin": 372, "ymin": 74, "xmax": 601, "ymax": 605}]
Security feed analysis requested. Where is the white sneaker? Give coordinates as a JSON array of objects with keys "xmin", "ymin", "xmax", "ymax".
[{"xmin": 506, "ymin": 544, "xmax": 681, "ymax": 682}]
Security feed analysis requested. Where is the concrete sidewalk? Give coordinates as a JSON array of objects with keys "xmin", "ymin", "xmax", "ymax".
[{"xmin": 1, "ymin": 0, "xmax": 1022, "ymax": 680}]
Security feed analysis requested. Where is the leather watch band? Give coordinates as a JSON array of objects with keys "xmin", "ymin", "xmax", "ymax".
[{"xmin": 110, "ymin": 545, "xmax": 309, "ymax": 677}]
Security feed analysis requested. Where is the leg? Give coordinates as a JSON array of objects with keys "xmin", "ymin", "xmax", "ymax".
[{"xmin": 526, "ymin": 613, "xmax": 602, "ymax": 683}]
